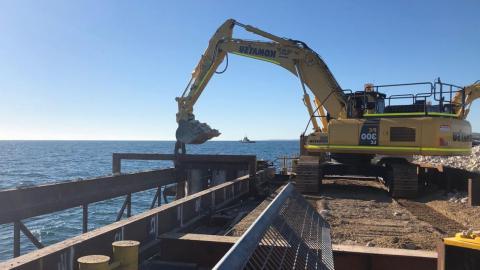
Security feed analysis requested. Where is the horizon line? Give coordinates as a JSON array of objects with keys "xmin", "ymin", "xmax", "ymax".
[{"xmin": 0, "ymin": 139, "xmax": 300, "ymax": 142}]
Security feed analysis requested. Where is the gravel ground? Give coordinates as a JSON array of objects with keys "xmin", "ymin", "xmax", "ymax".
[
  {"xmin": 316, "ymin": 179, "xmax": 480, "ymax": 250},
  {"xmin": 228, "ymin": 177, "xmax": 480, "ymax": 251},
  {"xmin": 421, "ymin": 190, "xmax": 480, "ymax": 230},
  {"xmin": 315, "ymin": 179, "xmax": 442, "ymax": 250}
]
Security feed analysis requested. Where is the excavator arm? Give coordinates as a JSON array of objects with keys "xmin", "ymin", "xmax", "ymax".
[
  {"xmin": 453, "ymin": 82, "xmax": 480, "ymax": 119},
  {"xmin": 175, "ymin": 19, "xmax": 347, "ymax": 146}
]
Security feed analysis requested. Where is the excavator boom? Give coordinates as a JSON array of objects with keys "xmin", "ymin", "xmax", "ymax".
[{"xmin": 175, "ymin": 19, "xmax": 347, "ymax": 145}]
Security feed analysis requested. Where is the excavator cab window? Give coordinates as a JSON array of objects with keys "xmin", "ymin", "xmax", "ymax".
[{"xmin": 345, "ymin": 91, "xmax": 386, "ymax": 118}]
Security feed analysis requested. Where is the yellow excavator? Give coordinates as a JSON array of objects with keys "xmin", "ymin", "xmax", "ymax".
[{"xmin": 174, "ymin": 19, "xmax": 480, "ymax": 197}]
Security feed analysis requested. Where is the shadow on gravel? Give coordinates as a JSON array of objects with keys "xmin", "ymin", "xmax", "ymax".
[
  {"xmin": 309, "ymin": 179, "xmax": 393, "ymax": 203},
  {"xmin": 397, "ymin": 199, "xmax": 466, "ymax": 235}
]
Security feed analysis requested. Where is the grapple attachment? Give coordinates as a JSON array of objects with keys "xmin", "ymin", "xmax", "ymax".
[{"xmin": 176, "ymin": 119, "xmax": 220, "ymax": 144}]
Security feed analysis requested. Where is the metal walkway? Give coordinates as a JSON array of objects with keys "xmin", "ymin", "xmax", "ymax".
[{"xmin": 214, "ymin": 183, "xmax": 334, "ymax": 270}]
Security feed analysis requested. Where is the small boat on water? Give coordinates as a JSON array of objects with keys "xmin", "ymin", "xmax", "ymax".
[{"xmin": 240, "ymin": 136, "xmax": 255, "ymax": 143}]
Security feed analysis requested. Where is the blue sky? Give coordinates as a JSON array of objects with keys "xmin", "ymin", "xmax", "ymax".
[{"xmin": 0, "ymin": 0, "xmax": 479, "ymax": 140}]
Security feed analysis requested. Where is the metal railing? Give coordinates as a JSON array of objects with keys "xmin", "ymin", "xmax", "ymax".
[
  {"xmin": 0, "ymin": 167, "xmax": 176, "ymax": 259},
  {"xmin": 0, "ymin": 174, "xmax": 253, "ymax": 270},
  {"xmin": 214, "ymin": 183, "xmax": 334, "ymax": 270},
  {"xmin": 373, "ymin": 79, "xmax": 465, "ymax": 114},
  {"xmin": 0, "ymin": 153, "xmax": 257, "ymax": 259}
]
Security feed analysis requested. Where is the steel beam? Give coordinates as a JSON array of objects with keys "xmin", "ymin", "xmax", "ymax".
[
  {"xmin": 116, "ymin": 196, "xmax": 129, "ymax": 221},
  {"xmin": 13, "ymin": 221, "xmax": 20, "ymax": 258},
  {"xmin": 82, "ymin": 204, "xmax": 88, "ymax": 233},
  {"xmin": 112, "ymin": 153, "xmax": 256, "ymax": 173},
  {"xmin": 112, "ymin": 153, "xmax": 256, "ymax": 163},
  {"xmin": 0, "ymin": 168, "xmax": 175, "ymax": 224},
  {"xmin": 18, "ymin": 221, "xmax": 44, "ymax": 249},
  {"xmin": 150, "ymin": 188, "xmax": 161, "ymax": 209},
  {"xmin": 126, "ymin": 194, "xmax": 132, "ymax": 217}
]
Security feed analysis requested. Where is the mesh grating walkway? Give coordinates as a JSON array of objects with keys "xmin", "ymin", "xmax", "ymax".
[{"xmin": 214, "ymin": 183, "xmax": 334, "ymax": 270}]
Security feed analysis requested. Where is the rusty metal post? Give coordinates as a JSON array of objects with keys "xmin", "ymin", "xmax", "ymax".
[
  {"xmin": 117, "ymin": 197, "xmax": 128, "ymax": 221},
  {"xmin": 126, "ymin": 194, "xmax": 131, "ymax": 218},
  {"xmin": 437, "ymin": 240, "xmax": 446, "ymax": 270},
  {"xmin": 469, "ymin": 177, "xmax": 480, "ymax": 206},
  {"xmin": 150, "ymin": 188, "xmax": 160, "ymax": 209},
  {"xmin": 13, "ymin": 221, "xmax": 20, "ymax": 257},
  {"xmin": 83, "ymin": 204, "xmax": 88, "ymax": 233}
]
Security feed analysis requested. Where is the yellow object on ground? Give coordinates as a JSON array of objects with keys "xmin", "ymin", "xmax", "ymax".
[
  {"xmin": 444, "ymin": 230, "xmax": 480, "ymax": 251},
  {"xmin": 112, "ymin": 240, "xmax": 140, "ymax": 270},
  {"xmin": 77, "ymin": 255, "xmax": 110, "ymax": 270}
]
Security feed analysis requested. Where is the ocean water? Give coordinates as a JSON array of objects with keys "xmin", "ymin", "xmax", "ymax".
[{"xmin": 0, "ymin": 140, "xmax": 298, "ymax": 261}]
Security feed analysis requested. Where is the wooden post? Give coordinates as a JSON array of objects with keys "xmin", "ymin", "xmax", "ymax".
[
  {"xmin": 469, "ymin": 177, "xmax": 480, "ymax": 206},
  {"xmin": 437, "ymin": 240, "xmax": 446, "ymax": 270}
]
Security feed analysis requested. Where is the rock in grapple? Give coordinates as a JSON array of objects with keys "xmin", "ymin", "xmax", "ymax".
[{"xmin": 176, "ymin": 119, "xmax": 220, "ymax": 144}]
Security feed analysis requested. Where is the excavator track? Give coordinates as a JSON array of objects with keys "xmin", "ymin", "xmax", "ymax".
[{"xmin": 386, "ymin": 161, "xmax": 419, "ymax": 198}]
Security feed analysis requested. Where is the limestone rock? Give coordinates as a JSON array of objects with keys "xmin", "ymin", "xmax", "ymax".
[{"xmin": 413, "ymin": 146, "xmax": 480, "ymax": 173}]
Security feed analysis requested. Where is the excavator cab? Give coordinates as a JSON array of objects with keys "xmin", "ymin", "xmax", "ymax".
[{"xmin": 345, "ymin": 89, "xmax": 386, "ymax": 118}]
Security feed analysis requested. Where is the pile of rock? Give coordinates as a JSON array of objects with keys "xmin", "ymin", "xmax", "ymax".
[
  {"xmin": 447, "ymin": 191, "xmax": 469, "ymax": 204},
  {"xmin": 414, "ymin": 146, "xmax": 480, "ymax": 172}
]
